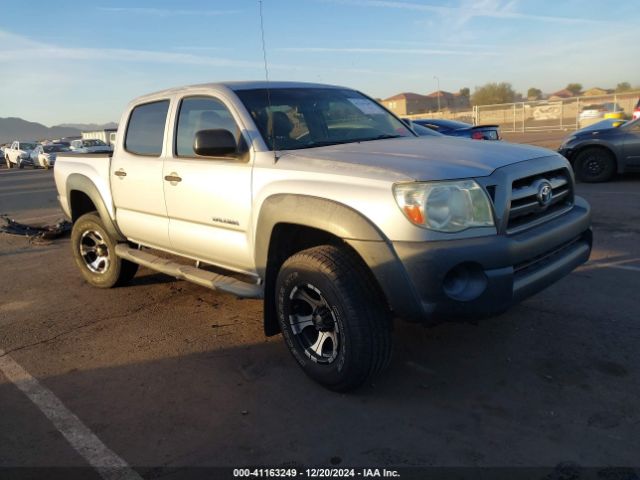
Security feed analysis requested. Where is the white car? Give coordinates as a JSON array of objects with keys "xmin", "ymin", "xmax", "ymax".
[
  {"xmin": 70, "ymin": 139, "xmax": 113, "ymax": 153},
  {"xmin": 579, "ymin": 103, "xmax": 624, "ymax": 122},
  {"xmin": 4, "ymin": 140, "xmax": 38, "ymax": 168},
  {"xmin": 31, "ymin": 144, "xmax": 71, "ymax": 169}
]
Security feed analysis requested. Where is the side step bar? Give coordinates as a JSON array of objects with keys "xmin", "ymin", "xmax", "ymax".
[{"xmin": 114, "ymin": 244, "xmax": 263, "ymax": 299}]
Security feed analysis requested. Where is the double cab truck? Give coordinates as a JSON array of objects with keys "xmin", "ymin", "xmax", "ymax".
[
  {"xmin": 54, "ymin": 82, "xmax": 592, "ymax": 391},
  {"xmin": 5, "ymin": 140, "xmax": 38, "ymax": 168}
]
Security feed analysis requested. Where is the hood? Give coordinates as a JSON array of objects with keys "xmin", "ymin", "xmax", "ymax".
[
  {"xmin": 574, "ymin": 119, "xmax": 625, "ymax": 136},
  {"xmin": 280, "ymin": 136, "xmax": 555, "ymax": 181}
]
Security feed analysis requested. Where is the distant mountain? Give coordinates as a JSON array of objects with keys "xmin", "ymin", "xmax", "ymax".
[
  {"xmin": 55, "ymin": 122, "xmax": 118, "ymax": 131},
  {"xmin": 0, "ymin": 117, "xmax": 117, "ymax": 144}
]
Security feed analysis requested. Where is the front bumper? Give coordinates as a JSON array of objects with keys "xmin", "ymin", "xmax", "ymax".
[
  {"xmin": 391, "ymin": 196, "xmax": 592, "ymax": 323},
  {"xmin": 558, "ymin": 147, "xmax": 574, "ymax": 160}
]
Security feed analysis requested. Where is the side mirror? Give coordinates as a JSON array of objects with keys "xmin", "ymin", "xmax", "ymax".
[
  {"xmin": 612, "ymin": 121, "xmax": 625, "ymax": 128},
  {"xmin": 194, "ymin": 129, "xmax": 237, "ymax": 157}
]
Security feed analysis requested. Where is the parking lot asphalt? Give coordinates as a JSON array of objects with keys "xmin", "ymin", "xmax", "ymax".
[{"xmin": 0, "ymin": 153, "xmax": 639, "ymax": 475}]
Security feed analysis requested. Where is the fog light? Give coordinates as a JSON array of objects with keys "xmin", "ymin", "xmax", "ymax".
[{"xmin": 442, "ymin": 263, "xmax": 487, "ymax": 301}]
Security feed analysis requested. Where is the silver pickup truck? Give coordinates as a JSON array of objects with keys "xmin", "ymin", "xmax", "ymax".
[{"xmin": 54, "ymin": 81, "xmax": 592, "ymax": 391}]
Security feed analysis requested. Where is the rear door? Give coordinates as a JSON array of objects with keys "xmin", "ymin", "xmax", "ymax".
[
  {"xmin": 162, "ymin": 94, "xmax": 254, "ymax": 273},
  {"xmin": 111, "ymin": 99, "xmax": 172, "ymax": 249}
]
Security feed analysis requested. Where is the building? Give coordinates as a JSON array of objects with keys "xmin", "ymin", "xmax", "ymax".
[
  {"xmin": 382, "ymin": 92, "xmax": 432, "ymax": 116},
  {"xmin": 82, "ymin": 128, "xmax": 117, "ymax": 146},
  {"xmin": 548, "ymin": 89, "xmax": 575, "ymax": 101},
  {"xmin": 382, "ymin": 90, "xmax": 470, "ymax": 116},
  {"xmin": 425, "ymin": 90, "xmax": 470, "ymax": 110},
  {"xmin": 583, "ymin": 87, "xmax": 612, "ymax": 97}
]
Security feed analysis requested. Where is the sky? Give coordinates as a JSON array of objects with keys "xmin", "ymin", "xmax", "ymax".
[{"xmin": 1, "ymin": 0, "xmax": 638, "ymax": 126}]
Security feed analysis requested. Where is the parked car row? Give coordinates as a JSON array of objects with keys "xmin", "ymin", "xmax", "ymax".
[{"xmin": 3, "ymin": 138, "xmax": 112, "ymax": 169}]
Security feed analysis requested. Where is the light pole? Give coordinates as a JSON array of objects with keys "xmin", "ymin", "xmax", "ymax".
[{"xmin": 433, "ymin": 75, "xmax": 440, "ymax": 112}]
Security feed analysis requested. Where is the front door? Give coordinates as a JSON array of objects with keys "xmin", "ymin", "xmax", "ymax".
[
  {"xmin": 162, "ymin": 95, "xmax": 254, "ymax": 273},
  {"xmin": 622, "ymin": 121, "xmax": 640, "ymax": 166},
  {"xmin": 111, "ymin": 99, "xmax": 172, "ymax": 250}
]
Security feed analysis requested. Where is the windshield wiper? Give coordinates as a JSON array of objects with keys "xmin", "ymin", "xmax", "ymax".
[
  {"xmin": 286, "ymin": 134, "xmax": 406, "ymax": 151},
  {"xmin": 359, "ymin": 134, "xmax": 405, "ymax": 141},
  {"xmin": 293, "ymin": 139, "xmax": 360, "ymax": 150}
]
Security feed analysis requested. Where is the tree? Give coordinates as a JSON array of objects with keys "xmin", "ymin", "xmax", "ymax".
[
  {"xmin": 527, "ymin": 87, "xmax": 542, "ymax": 100},
  {"xmin": 459, "ymin": 87, "xmax": 470, "ymax": 98},
  {"xmin": 471, "ymin": 82, "xmax": 516, "ymax": 106},
  {"xmin": 566, "ymin": 83, "xmax": 582, "ymax": 96},
  {"xmin": 615, "ymin": 82, "xmax": 632, "ymax": 92}
]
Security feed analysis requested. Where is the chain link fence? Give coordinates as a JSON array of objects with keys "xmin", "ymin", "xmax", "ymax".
[
  {"xmin": 404, "ymin": 91, "xmax": 639, "ymax": 133},
  {"xmin": 473, "ymin": 91, "xmax": 640, "ymax": 133}
]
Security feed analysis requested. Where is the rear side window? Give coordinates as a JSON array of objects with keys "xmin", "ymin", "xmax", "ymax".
[{"xmin": 125, "ymin": 100, "xmax": 169, "ymax": 156}]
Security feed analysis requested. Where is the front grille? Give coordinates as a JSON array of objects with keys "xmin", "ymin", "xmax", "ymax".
[{"xmin": 507, "ymin": 168, "xmax": 573, "ymax": 233}]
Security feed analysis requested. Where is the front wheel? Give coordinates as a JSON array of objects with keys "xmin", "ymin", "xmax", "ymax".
[
  {"xmin": 574, "ymin": 148, "xmax": 615, "ymax": 183},
  {"xmin": 276, "ymin": 245, "xmax": 392, "ymax": 391},
  {"xmin": 17, "ymin": 158, "xmax": 24, "ymax": 169},
  {"xmin": 71, "ymin": 212, "xmax": 138, "ymax": 288}
]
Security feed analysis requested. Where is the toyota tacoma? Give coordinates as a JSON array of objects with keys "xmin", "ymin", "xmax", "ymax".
[{"xmin": 54, "ymin": 81, "xmax": 592, "ymax": 391}]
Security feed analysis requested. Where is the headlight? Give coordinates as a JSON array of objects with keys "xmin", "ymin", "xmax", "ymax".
[{"xmin": 393, "ymin": 180, "xmax": 494, "ymax": 232}]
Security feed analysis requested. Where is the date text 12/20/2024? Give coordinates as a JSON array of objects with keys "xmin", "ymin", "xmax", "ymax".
[{"xmin": 233, "ymin": 468, "xmax": 400, "ymax": 478}]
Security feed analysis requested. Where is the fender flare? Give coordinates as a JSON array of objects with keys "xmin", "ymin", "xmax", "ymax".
[
  {"xmin": 66, "ymin": 173, "xmax": 126, "ymax": 241},
  {"xmin": 255, "ymin": 194, "xmax": 387, "ymax": 273},
  {"xmin": 255, "ymin": 194, "xmax": 423, "ymax": 335}
]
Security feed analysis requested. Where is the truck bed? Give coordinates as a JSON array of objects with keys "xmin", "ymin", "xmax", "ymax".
[{"xmin": 54, "ymin": 152, "xmax": 114, "ymax": 221}]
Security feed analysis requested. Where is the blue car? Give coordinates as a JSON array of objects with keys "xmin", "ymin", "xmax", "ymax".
[
  {"xmin": 558, "ymin": 118, "xmax": 640, "ymax": 182},
  {"xmin": 408, "ymin": 118, "xmax": 501, "ymax": 141}
]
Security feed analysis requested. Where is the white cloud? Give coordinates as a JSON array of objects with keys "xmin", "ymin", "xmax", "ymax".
[
  {"xmin": 97, "ymin": 7, "xmax": 242, "ymax": 16},
  {"xmin": 277, "ymin": 47, "xmax": 498, "ymax": 56},
  {"xmin": 326, "ymin": 0, "xmax": 605, "ymax": 25}
]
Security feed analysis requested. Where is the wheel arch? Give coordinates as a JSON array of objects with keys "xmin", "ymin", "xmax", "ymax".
[
  {"xmin": 255, "ymin": 194, "xmax": 422, "ymax": 336},
  {"xmin": 66, "ymin": 174, "xmax": 126, "ymax": 241}
]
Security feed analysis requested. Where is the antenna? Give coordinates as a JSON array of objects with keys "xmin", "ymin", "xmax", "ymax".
[{"xmin": 258, "ymin": 0, "xmax": 278, "ymax": 162}]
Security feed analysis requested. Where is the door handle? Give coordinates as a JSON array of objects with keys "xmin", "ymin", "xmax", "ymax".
[
  {"xmin": 114, "ymin": 169, "xmax": 127, "ymax": 177},
  {"xmin": 164, "ymin": 173, "xmax": 182, "ymax": 183}
]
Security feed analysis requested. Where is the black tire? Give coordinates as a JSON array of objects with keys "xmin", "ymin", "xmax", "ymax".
[
  {"xmin": 574, "ymin": 148, "xmax": 615, "ymax": 183},
  {"xmin": 18, "ymin": 159, "xmax": 24, "ymax": 169},
  {"xmin": 71, "ymin": 212, "xmax": 138, "ymax": 288},
  {"xmin": 276, "ymin": 245, "xmax": 392, "ymax": 391}
]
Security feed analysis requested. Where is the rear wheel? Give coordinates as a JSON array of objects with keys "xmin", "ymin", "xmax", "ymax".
[
  {"xmin": 276, "ymin": 245, "xmax": 392, "ymax": 391},
  {"xmin": 574, "ymin": 148, "xmax": 615, "ymax": 183},
  {"xmin": 71, "ymin": 212, "xmax": 138, "ymax": 288},
  {"xmin": 17, "ymin": 158, "xmax": 24, "ymax": 169}
]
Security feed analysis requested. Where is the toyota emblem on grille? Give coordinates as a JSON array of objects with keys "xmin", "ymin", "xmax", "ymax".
[{"xmin": 537, "ymin": 181, "xmax": 553, "ymax": 207}]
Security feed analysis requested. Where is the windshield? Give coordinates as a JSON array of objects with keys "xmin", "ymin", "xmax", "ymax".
[
  {"xmin": 84, "ymin": 139, "xmax": 107, "ymax": 147},
  {"xmin": 622, "ymin": 117, "xmax": 640, "ymax": 130},
  {"xmin": 21, "ymin": 143, "xmax": 37, "ymax": 150},
  {"xmin": 44, "ymin": 145, "xmax": 69, "ymax": 153},
  {"xmin": 410, "ymin": 122, "xmax": 443, "ymax": 137},
  {"xmin": 235, "ymin": 88, "xmax": 414, "ymax": 150}
]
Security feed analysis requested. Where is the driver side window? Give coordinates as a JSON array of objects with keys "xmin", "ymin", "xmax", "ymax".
[{"xmin": 175, "ymin": 96, "xmax": 242, "ymax": 157}]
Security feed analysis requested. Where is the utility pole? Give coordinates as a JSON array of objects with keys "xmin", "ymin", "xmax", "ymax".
[{"xmin": 433, "ymin": 75, "xmax": 441, "ymax": 112}]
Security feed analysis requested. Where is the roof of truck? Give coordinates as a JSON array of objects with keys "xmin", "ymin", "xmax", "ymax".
[{"xmin": 131, "ymin": 81, "xmax": 350, "ymax": 103}]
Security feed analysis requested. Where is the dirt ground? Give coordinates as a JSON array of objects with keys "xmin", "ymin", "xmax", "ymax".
[{"xmin": 1, "ymin": 137, "xmax": 639, "ymax": 476}]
